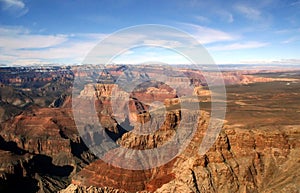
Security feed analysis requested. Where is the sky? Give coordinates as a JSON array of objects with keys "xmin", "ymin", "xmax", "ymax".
[{"xmin": 0, "ymin": 0, "xmax": 300, "ymax": 66}]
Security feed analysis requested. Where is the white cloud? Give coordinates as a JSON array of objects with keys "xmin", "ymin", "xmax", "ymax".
[
  {"xmin": 0, "ymin": 26, "xmax": 105, "ymax": 65},
  {"xmin": 180, "ymin": 23, "xmax": 237, "ymax": 44},
  {"xmin": 0, "ymin": 26, "xmax": 68, "ymax": 49},
  {"xmin": 83, "ymin": 24, "xmax": 237, "ymax": 64},
  {"xmin": 0, "ymin": 0, "xmax": 28, "ymax": 16},
  {"xmin": 235, "ymin": 4, "xmax": 261, "ymax": 20},
  {"xmin": 1, "ymin": 0, "xmax": 25, "ymax": 9},
  {"xmin": 0, "ymin": 35, "xmax": 68, "ymax": 49},
  {"xmin": 208, "ymin": 41, "xmax": 268, "ymax": 51},
  {"xmin": 0, "ymin": 24, "xmax": 288, "ymax": 66},
  {"xmin": 0, "ymin": 24, "xmax": 240, "ymax": 65},
  {"xmin": 1, "ymin": 39, "xmax": 100, "ymax": 65},
  {"xmin": 143, "ymin": 39, "xmax": 183, "ymax": 48}
]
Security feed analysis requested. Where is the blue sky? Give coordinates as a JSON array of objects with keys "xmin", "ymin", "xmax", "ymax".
[{"xmin": 0, "ymin": 0, "xmax": 299, "ymax": 65}]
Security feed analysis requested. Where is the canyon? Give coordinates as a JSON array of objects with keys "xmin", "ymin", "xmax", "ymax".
[{"xmin": 0, "ymin": 65, "xmax": 299, "ymax": 192}]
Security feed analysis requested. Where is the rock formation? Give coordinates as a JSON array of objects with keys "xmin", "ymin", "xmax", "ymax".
[{"xmin": 0, "ymin": 65, "xmax": 299, "ymax": 193}]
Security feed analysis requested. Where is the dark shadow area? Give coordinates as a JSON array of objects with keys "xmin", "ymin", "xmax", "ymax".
[
  {"xmin": 105, "ymin": 118, "xmax": 133, "ymax": 142},
  {"xmin": 70, "ymin": 139, "xmax": 90, "ymax": 158},
  {"xmin": 0, "ymin": 136, "xmax": 26, "ymax": 155},
  {"xmin": 58, "ymin": 129, "xmax": 69, "ymax": 139},
  {"xmin": 0, "ymin": 175, "xmax": 39, "ymax": 193},
  {"xmin": 70, "ymin": 138, "xmax": 96, "ymax": 165},
  {"xmin": 28, "ymin": 155, "xmax": 73, "ymax": 177}
]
